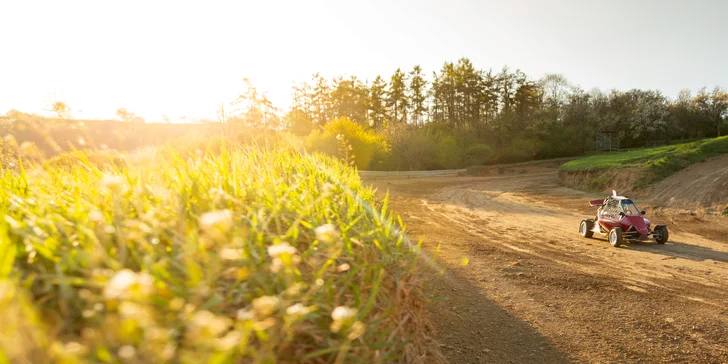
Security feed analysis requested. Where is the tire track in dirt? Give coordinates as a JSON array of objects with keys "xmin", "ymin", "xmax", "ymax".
[
  {"xmin": 648, "ymin": 155, "xmax": 728, "ymax": 212},
  {"xmin": 429, "ymin": 183, "xmax": 728, "ymax": 298},
  {"xmin": 367, "ymin": 168, "xmax": 728, "ymax": 363}
]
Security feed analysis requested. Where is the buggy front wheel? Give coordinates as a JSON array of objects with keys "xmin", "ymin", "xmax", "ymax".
[
  {"xmin": 609, "ymin": 227, "xmax": 623, "ymax": 247},
  {"xmin": 653, "ymin": 225, "xmax": 669, "ymax": 244}
]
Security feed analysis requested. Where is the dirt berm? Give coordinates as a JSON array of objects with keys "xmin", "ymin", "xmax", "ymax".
[
  {"xmin": 647, "ymin": 155, "xmax": 728, "ymax": 213},
  {"xmin": 559, "ymin": 155, "xmax": 728, "ymax": 214}
]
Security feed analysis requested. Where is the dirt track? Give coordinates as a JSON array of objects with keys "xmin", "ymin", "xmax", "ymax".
[{"xmin": 365, "ymin": 166, "xmax": 728, "ymax": 363}]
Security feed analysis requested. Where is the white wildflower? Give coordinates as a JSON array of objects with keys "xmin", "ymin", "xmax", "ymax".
[
  {"xmin": 322, "ymin": 182, "xmax": 335, "ymax": 197},
  {"xmin": 101, "ymin": 174, "xmax": 125, "ymax": 190},
  {"xmin": 118, "ymin": 345, "xmax": 136, "ymax": 359},
  {"xmin": 253, "ymin": 317, "xmax": 276, "ymax": 331},
  {"xmin": 199, "ymin": 210, "xmax": 234, "ymax": 232},
  {"xmin": 138, "ymin": 271, "xmax": 154, "ymax": 287},
  {"xmin": 252, "ymin": 296, "xmax": 280, "ymax": 317},
  {"xmin": 337, "ymin": 263, "xmax": 351, "ymax": 272},
  {"xmin": 103, "ymin": 269, "xmax": 154, "ymax": 300},
  {"xmin": 267, "ymin": 242, "xmax": 297, "ymax": 257},
  {"xmin": 331, "ymin": 306, "xmax": 357, "ymax": 322},
  {"xmin": 189, "ymin": 310, "xmax": 231, "ymax": 338},
  {"xmin": 315, "ymin": 224, "xmax": 340, "ymax": 243},
  {"xmin": 330, "ymin": 306, "xmax": 357, "ymax": 333},
  {"xmin": 286, "ymin": 303, "xmax": 313, "ymax": 317},
  {"xmin": 104, "ymin": 269, "xmax": 136, "ymax": 300},
  {"xmin": 119, "ymin": 301, "xmax": 153, "ymax": 326},
  {"xmin": 144, "ymin": 327, "xmax": 168, "ymax": 341},
  {"xmin": 219, "ymin": 248, "xmax": 243, "ymax": 260},
  {"xmin": 217, "ymin": 331, "xmax": 241, "ymax": 350},
  {"xmin": 237, "ymin": 309, "xmax": 255, "ymax": 321},
  {"xmin": 285, "ymin": 283, "xmax": 305, "ymax": 296},
  {"xmin": 118, "ymin": 301, "xmax": 143, "ymax": 318},
  {"xmin": 268, "ymin": 242, "xmax": 298, "ymax": 273}
]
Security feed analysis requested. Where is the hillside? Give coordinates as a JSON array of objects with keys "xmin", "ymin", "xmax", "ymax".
[{"xmin": 558, "ymin": 137, "xmax": 728, "ymax": 200}]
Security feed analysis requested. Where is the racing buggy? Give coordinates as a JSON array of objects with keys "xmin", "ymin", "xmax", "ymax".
[{"xmin": 579, "ymin": 191, "xmax": 668, "ymax": 247}]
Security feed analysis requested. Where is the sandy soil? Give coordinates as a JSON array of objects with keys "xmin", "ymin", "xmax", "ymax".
[
  {"xmin": 648, "ymin": 155, "xmax": 728, "ymax": 213},
  {"xmin": 365, "ymin": 166, "xmax": 728, "ymax": 363}
]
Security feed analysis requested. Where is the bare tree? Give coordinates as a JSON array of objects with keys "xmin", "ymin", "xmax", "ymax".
[
  {"xmin": 116, "ymin": 108, "xmax": 145, "ymax": 123},
  {"xmin": 539, "ymin": 74, "xmax": 571, "ymax": 108},
  {"xmin": 694, "ymin": 87, "xmax": 728, "ymax": 137},
  {"xmin": 51, "ymin": 101, "xmax": 71, "ymax": 119}
]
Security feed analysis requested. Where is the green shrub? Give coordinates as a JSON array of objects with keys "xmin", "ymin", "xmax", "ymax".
[
  {"xmin": 536, "ymin": 125, "xmax": 584, "ymax": 159},
  {"xmin": 491, "ymin": 136, "xmax": 542, "ymax": 164},
  {"xmin": 435, "ymin": 136, "xmax": 461, "ymax": 169},
  {"xmin": 0, "ymin": 144, "xmax": 438, "ymax": 363},
  {"xmin": 384, "ymin": 128, "xmax": 438, "ymax": 170},
  {"xmin": 305, "ymin": 118, "xmax": 389, "ymax": 170},
  {"xmin": 462, "ymin": 144, "xmax": 494, "ymax": 166}
]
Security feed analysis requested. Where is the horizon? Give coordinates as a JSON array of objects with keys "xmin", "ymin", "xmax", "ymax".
[{"xmin": 1, "ymin": 0, "xmax": 727, "ymax": 122}]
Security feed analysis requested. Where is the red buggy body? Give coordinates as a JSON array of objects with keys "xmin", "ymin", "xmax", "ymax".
[{"xmin": 580, "ymin": 191, "xmax": 669, "ymax": 247}]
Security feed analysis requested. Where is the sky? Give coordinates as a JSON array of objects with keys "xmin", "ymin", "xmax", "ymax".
[{"xmin": 1, "ymin": 0, "xmax": 726, "ymax": 122}]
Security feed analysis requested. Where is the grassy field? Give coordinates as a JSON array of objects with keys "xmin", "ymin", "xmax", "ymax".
[
  {"xmin": 561, "ymin": 136, "xmax": 728, "ymax": 182},
  {"xmin": 0, "ymin": 141, "xmax": 437, "ymax": 363}
]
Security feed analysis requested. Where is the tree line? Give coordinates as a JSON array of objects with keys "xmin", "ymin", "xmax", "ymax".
[
  {"xmin": 275, "ymin": 58, "xmax": 727, "ymax": 155},
  {"xmin": 4, "ymin": 58, "xmax": 727, "ymax": 170}
]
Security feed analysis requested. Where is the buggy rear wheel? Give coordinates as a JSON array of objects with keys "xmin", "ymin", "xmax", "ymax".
[
  {"xmin": 653, "ymin": 225, "xmax": 669, "ymax": 244},
  {"xmin": 580, "ymin": 220, "xmax": 594, "ymax": 238},
  {"xmin": 609, "ymin": 227, "xmax": 623, "ymax": 247}
]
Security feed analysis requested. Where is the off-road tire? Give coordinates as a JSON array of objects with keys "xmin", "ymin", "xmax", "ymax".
[
  {"xmin": 580, "ymin": 220, "xmax": 594, "ymax": 238},
  {"xmin": 654, "ymin": 225, "xmax": 669, "ymax": 244},
  {"xmin": 609, "ymin": 227, "xmax": 623, "ymax": 247}
]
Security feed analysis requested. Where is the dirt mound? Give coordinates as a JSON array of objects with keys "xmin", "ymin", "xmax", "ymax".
[
  {"xmin": 559, "ymin": 155, "xmax": 728, "ymax": 214},
  {"xmin": 647, "ymin": 155, "xmax": 728, "ymax": 213},
  {"xmin": 558, "ymin": 167, "xmax": 646, "ymax": 195}
]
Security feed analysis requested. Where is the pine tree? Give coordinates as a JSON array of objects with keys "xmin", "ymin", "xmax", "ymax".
[
  {"xmin": 311, "ymin": 73, "xmax": 333, "ymax": 125},
  {"xmin": 331, "ymin": 76, "xmax": 369, "ymax": 125},
  {"xmin": 455, "ymin": 58, "xmax": 482, "ymax": 127},
  {"xmin": 369, "ymin": 75, "xmax": 388, "ymax": 128},
  {"xmin": 387, "ymin": 68, "xmax": 409, "ymax": 124},
  {"xmin": 408, "ymin": 65, "xmax": 427, "ymax": 125},
  {"xmin": 431, "ymin": 62, "xmax": 457, "ymax": 126}
]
